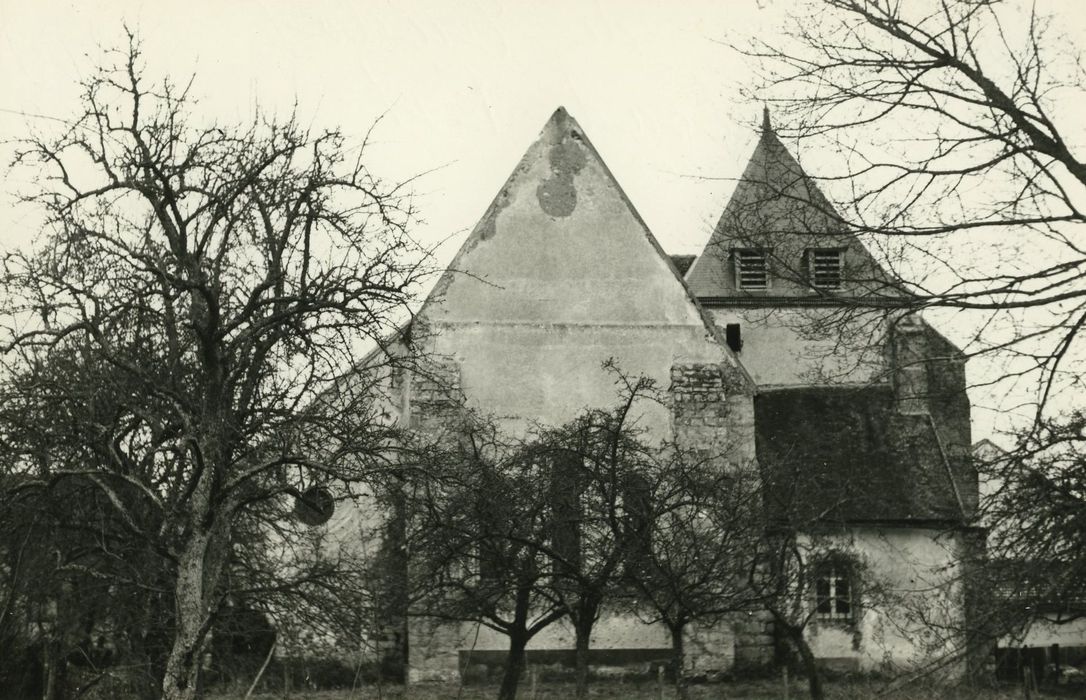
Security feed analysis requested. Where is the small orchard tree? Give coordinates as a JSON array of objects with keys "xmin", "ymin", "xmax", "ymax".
[
  {"xmin": 983, "ymin": 413, "xmax": 1086, "ymax": 627},
  {"xmin": 624, "ymin": 451, "xmax": 765, "ymax": 699},
  {"xmin": 0, "ymin": 34, "xmax": 428, "ymax": 700},
  {"xmin": 405, "ymin": 418, "xmax": 565, "ymax": 700},
  {"xmin": 755, "ymin": 530, "xmax": 832, "ymax": 700},
  {"xmin": 534, "ymin": 367, "xmax": 660, "ymax": 700},
  {"xmin": 0, "ymin": 471, "xmax": 140, "ymax": 699}
]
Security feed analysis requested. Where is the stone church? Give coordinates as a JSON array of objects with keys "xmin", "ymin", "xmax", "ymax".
[{"xmin": 317, "ymin": 107, "xmax": 981, "ymax": 681}]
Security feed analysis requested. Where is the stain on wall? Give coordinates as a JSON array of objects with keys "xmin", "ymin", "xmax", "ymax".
[{"xmin": 536, "ymin": 116, "xmax": 586, "ymax": 218}]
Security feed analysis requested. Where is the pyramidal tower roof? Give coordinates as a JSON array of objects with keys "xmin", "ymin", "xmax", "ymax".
[
  {"xmin": 685, "ymin": 111, "xmax": 897, "ymax": 301},
  {"xmin": 416, "ymin": 107, "xmax": 743, "ymax": 367}
]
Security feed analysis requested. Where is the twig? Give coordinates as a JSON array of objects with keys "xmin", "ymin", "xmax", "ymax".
[{"xmin": 244, "ymin": 637, "xmax": 277, "ymax": 700}]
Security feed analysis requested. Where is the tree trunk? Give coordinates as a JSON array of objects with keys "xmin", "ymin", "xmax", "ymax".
[
  {"xmin": 160, "ymin": 508, "xmax": 232, "ymax": 700},
  {"xmin": 42, "ymin": 639, "xmax": 63, "ymax": 700},
  {"xmin": 573, "ymin": 617, "xmax": 592, "ymax": 700},
  {"xmin": 497, "ymin": 630, "xmax": 529, "ymax": 700},
  {"xmin": 669, "ymin": 623, "xmax": 688, "ymax": 700},
  {"xmin": 571, "ymin": 599, "xmax": 601, "ymax": 700},
  {"xmin": 780, "ymin": 620, "xmax": 823, "ymax": 700},
  {"xmin": 160, "ymin": 534, "xmax": 212, "ymax": 700}
]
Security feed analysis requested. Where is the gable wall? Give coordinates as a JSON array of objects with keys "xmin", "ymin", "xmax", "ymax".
[
  {"xmin": 414, "ymin": 109, "xmax": 749, "ymax": 440},
  {"xmin": 404, "ymin": 110, "xmax": 758, "ymax": 681},
  {"xmin": 706, "ymin": 307, "xmax": 892, "ymax": 387}
]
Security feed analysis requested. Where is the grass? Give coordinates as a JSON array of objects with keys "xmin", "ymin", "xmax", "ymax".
[{"xmin": 210, "ymin": 678, "xmax": 1070, "ymax": 699}]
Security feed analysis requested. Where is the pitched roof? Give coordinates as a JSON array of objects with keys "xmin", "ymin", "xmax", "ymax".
[
  {"xmin": 686, "ymin": 114, "xmax": 899, "ymax": 301},
  {"xmin": 973, "ymin": 438, "xmax": 1008, "ymax": 461},
  {"xmin": 756, "ymin": 386, "xmax": 966, "ymax": 524}
]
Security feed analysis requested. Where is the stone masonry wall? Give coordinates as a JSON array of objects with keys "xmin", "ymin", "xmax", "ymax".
[
  {"xmin": 668, "ymin": 362, "xmax": 771, "ymax": 671},
  {"xmin": 405, "ymin": 357, "xmax": 463, "ymax": 433},
  {"xmin": 669, "ymin": 362, "xmax": 754, "ymax": 460}
]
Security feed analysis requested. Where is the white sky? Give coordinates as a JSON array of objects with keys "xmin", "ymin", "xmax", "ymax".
[
  {"xmin": 3, "ymin": 0, "xmax": 1083, "ymax": 259},
  {"xmin": 0, "ymin": 0, "xmax": 799, "ymax": 259},
  {"xmin": 2, "ymin": 0, "xmax": 1085, "ymax": 443}
]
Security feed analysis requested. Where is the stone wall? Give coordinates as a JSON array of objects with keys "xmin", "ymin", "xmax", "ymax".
[
  {"xmin": 669, "ymin": 361, "xmax": 756, "ymax": 468},
  {"xmin": 404, "ymin": 357, "xmax": 463, "ymax": 433},
  {"xmin": 667, "ymin": 362, "xmax": 769, "ymax": 671}
]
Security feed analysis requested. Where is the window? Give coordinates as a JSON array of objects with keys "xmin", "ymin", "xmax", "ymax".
[
  {"xmin": 620, "ymin": 473, "xmax": 653, "ymax": 576},
  {"xmin": 733, "ymin": 249, "xmax": 768, "ymax": 290},
  {"xmin": 807, "ymin": 249, "xmax": 843, "ymax": 290},
  {"xmin": 815, "ymin": 562, "xmax": 853, "ymax": 622},
  {"xmin": 725, "ymin": 323, "xmax": 742, "ymax": 352}
]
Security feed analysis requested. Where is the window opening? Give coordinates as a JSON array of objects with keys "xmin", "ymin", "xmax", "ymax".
[
  {"xmin": 815, "ymin": 563, "xmax": 853, "ymax": 622},
  {"xmin": 734, "ymin": 249, "xmax": 768, "ymax": 290},
  {"xmin": 808, "ymin": 249, "xmax": 843, "ymax": 290}
]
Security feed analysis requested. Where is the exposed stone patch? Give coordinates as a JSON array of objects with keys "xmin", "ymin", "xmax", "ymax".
[
  {"xmin": 536, "ymin": 126, "xmax": 586, "ymax": 218},
  {"xmin": 669, "ymin": 363, "xmax": 737, "ymax": 458},
  {"xmin": 476, "ymin": 175, "xmax": 523, "ymax": 243},
  {"xmin": 407, "ymin": 358, "xmax": 464, "ymax": 432}
]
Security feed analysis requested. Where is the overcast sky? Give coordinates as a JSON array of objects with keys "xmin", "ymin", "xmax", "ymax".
[
  {"xmin": 3, "ymin": 1, "xmax": 1083, "ymax": 257},
  {"xmin": 0, "ymin": 0, "xmax": 811, "ymax": 260},
  {"xmin": 2, "ymin": 1, "xmax": 1085, "ymax": 442}
]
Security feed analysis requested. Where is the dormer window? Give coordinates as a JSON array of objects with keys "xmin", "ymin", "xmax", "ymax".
[
  {"xmin": 733, "ymin": 248, "xmax": 768, "ymax": 290},
  {"xmin": 807, "ymin": 249, "xmax": 843, "ymax": 290}
]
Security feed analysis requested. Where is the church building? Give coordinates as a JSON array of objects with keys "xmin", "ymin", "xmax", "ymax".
[{"xmin": 321, "ymin": 107, "xmax": 982, "ymax": 681}]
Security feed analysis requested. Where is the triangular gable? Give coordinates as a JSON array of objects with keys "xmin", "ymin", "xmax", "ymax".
[
  {"xmin": 417, "ymin": 108, "xmax": 746, "ymax": 377},
  {"xmin": 686, "ymin": 114, "xmax": 899, "ymax": 300}
]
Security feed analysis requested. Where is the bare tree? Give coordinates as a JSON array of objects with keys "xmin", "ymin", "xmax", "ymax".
[
  {"xmin": 981, "ymin": 411, "xmax": 1086, "ymax": 629},
  {"xmin": 405, "ymin": 418, "xmax": 565, "ymax": 700},
  {"xmin": 749, "ymin": 516, "xmax": 894, "ymax": 700},
  {"xmin": 737, "ymin": 0, "xmax": 1086, "ymax": 431},
  {"xmin": 0, "ymin": 471, "xmax": 129, "ymax": 699},
  {"xmin": 623, "ymin": 451, "xmax": 765, "ymax": 700},
  {"xmin": 534, "ymin": 367, "xmax": 660, "ymax": 700},
  {"xmin": 752, "ymin": 530, "xmax": 838, "ymax": 700},
  {"xmin": 0, "ymin": 34, "xmax": 428, "ymax": 700}
]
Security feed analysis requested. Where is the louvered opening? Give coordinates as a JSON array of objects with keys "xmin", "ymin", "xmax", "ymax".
[
  {"xmin": 734, "ymin": 249, "xmax": 768, "ymax": 290},
  {"xmin": 809, "ymin": 249, "xmax": 843, "ymax": 289}
]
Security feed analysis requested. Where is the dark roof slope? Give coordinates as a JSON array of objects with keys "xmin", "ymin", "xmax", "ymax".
[
  {"xmin": 756, "ymin": 386, "xmax": 965, "ymax": 524},
  {"xmin": 669, "ymin": 254, "xmax": 696, "ymax": 276}
]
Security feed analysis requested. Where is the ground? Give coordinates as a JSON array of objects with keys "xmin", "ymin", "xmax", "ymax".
[{"xmin": 211, "ymin": 679, "xmax": 1079, "ymax": 699}]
